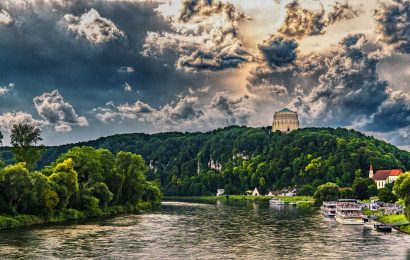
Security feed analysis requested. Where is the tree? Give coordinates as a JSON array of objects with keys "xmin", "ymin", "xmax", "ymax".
[
  {"xmin": 48, "ymin": 158, "xmax": 79, "ymax": 209},
  {"xmin": 10, "ymin": 124, "xmax": 43, "ymax": 170},
  {"xmin": 314, "ymin": 182, "xmax": 340, "ymax": 206},
  {"xmin": 393, "ymin": 172, "xmax": 410, "ymax": 218},
  {"xmin": 352, "ymin": 177, "xmax": 376, "ymax": 200},
  {"xmin": 115, "ymin": 151, "xmax": 148, "ymax": 204},
  {"xmin": 297, "ymin": 184, "xmax": 315, "ymax": 196},
  {"xmin": 0, "ymin": 163, "xmax": 33, "ymax": 215},
  {"xmin": 378, "ymin": 188, "xmax": 397, "ymax": 203}
]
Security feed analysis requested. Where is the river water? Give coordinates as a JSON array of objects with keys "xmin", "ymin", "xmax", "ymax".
[{"xmin": 0, "ymin": 200, "xmax": 410, "ymax": 259}]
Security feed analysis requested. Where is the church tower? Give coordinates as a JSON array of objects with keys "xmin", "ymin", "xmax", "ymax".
[
  {"xmin": 369, "ymin": 164, "xmax": 374, "ymax": 179},
  {"xmin": 272, "ymin": 108, "xmax": 300, "ymax": 133}
]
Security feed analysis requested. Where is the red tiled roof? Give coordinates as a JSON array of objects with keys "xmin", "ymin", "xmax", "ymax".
[{"xmin": 372, "ymin": 169, "xmax": 403, "ymax": 181}]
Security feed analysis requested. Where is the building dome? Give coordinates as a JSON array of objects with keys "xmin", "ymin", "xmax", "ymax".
[{"xmin": 272, "ymin": 108, "xmax": 300, "ymax": 133}]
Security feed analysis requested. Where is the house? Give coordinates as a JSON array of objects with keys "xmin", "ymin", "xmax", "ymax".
[
  {"xmin": 252, "ymin": 188, "xmax": 260, "ymax": 196},
  {"xmin": 216, "ymin": 189, "xmax": 225, "ymax": 196},
  {"xmin": 369, "ymin": 164, "xmax": 403, "ymax": 189},
  {"xmin": 267, "ymin": 191, "xmax": 274, "ymax": 196}
]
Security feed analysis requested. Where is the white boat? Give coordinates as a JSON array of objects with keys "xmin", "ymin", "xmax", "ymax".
[
  {"xmin": 321, "ymin": 201, "xmax": 337, "ymax": 219},
  {"xmin": 269, "ymin": 198, "xmax": 285, "ymax": 205},
  {"xmin": 335, "ymin": 199, "xmax": 364, "ymax": 225}
]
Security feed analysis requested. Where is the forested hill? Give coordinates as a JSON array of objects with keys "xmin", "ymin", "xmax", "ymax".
[{"xmin": 1, "ymin": 126, "xmax": 410, "ymax": 196}]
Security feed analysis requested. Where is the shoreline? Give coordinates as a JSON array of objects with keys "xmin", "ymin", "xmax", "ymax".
[
  {"xmin": 164, "ymin": 195, "xmax": 314, "ymax": 207},
  {"xmin": 376, "ymin": 214, "xmax": 410, "ymax": 234},
  {"xmin": 0, "ymin": 202, "xmax": 159, "ymax": 231}
]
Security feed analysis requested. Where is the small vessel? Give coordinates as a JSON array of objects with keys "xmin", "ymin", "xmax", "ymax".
[
  {"xmin": 335, "ymin": 199, "xmax": 364, "ymax": 225},
  {"xmin": 374, "ymin": 223, "xmax": 392, "ymax": 232},
  {"xmin": 321, "ymin": 201, "xmax": 337, "ymax": 219},
  {"xmin": 269, "ymin": 198, "xmax": 285, "ymax": 205}
]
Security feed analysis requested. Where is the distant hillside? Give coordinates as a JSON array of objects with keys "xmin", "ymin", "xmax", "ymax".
[{"xmin": 1, "ymin": 126, "xmax": 410, "ymax": 196}]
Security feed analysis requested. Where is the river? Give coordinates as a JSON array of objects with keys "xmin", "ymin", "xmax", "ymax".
[{"xmin": 0, "ymin": 200, "xmax": 409, "ymax": 259}]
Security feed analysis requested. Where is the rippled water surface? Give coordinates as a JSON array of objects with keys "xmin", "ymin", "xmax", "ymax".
[{"xmin": 1, "ymin": 200, "xmax": 410, "ymax": 259}]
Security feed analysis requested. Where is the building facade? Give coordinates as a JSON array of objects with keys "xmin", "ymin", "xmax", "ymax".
[
  {"xmin": 369, "ymin": 164, "xmax": 403, "ymax": 189},
  {"xmin": 272, "ymin": 108, "xmax": 300, "ymax": 133}
]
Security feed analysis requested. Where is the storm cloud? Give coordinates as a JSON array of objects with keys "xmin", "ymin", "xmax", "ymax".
[
  {"xmin": 374, "ymin": 0, "xmax": 410, "ymax": 53},
  {"xmin": 278, "ymin": 0, "xmax": 360, "ymax": 38},
  {"xmin": 141, "ymin": 0, "xmax": 249, "ymax": 72}
]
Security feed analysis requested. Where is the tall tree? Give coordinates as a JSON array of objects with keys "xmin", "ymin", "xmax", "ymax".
[{"xmin": 10, "ymin": 124, "xmax": 43, "ymax": 170}]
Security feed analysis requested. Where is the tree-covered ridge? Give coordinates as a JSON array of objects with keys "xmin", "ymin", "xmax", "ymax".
[{"xmin": 2, "ymin": 126, "xmax": 409, "ymax": 196}]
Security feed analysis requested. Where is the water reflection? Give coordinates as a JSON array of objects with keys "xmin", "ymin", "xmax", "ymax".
[{"xmin": 0, "ymin": 201, "xmax": 409, "ymax": 259}]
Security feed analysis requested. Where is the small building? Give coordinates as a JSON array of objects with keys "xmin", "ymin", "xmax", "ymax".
[
  {"xmin": 216, "ymin": 189, "xmax": 225, "ymax": 196},
  {"xmin": 369, "ymin": 164, "xmax": 403, "ymax": 189},
  {"xmin": 272, "ymin": 108, "xmax": 300, "ymax": 133},
  {"xmin": 252, "ymin": 188, "xmax": 260, "ymax": 196},
  {"xmin": 267, "ymin": 191, "xmax": 274, "ymax": 197}
]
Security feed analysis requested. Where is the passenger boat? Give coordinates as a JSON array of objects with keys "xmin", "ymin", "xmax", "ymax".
[
  {"xmin": 269, "ymin": 198, "xmax": 285, "ymax": 205},
  {"xmin": 321, "ymin": 202, "xmax": 337, "ymax": 219},
  {"xmin": 335, "ymin": 199, "xmax": 364, "ymax": 225}
]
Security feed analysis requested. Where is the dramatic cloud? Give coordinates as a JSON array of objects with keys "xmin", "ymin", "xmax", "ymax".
[
  {"xmin": 278, "ymin": 0, "xmax": 360, "ymax": 38},
  {"xmin": 0, "ymin": 112, "xmax": 45, "ymax": 132},
  {"xmin": 374, "ymin": 0, "xmax": 410, "ymax": 53},
  {"xmin": 33, "ymin": 90, "xmax": 88, "ymax": 132},
  {"xmin": 257, "ymin": 35, "xmax": 298, "ymax": 68},
  {"xmin": 64, "ymin": 8, "xmax": 125, "ymax": 44},
  {"xmin": 292, "ymin": 34, "xmax": 387, "ymax": 124},
  {"xmin": 0, "ymin": 9, "xmax": 13, "ymax": 25},
  {"xmin": 94, "ymin": 90, "xmax": 253, "ymax": 131},
  {"xmin": 0, "ymin": 83, "xmax": 14, "ymax": 96},
  {"xmin": 141, "ymin": 0, "xmax": 249, "ymax": 71}
]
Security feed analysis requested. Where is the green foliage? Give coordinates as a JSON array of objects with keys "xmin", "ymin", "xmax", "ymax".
[
  {"xmin": 0, "ymin": 146, "xmax": 162, "ymax": 224},
  {"xmin": 10, "ymin": 124, "xmax": 43, "ymax": 170},
  {"xmin": 314, "ymin": 182, "xmax": 340, "ymax": 206},
  {"xmin": 394, "ymin": 172, "xmax": 410, "ymax": 219},
  {"xmin": 340, "ymin": 188, "xmax": 353, "ymax": 199},
  {"xmin": 9, "ymin": 126, "xmax": 407, "ymax": 197},
  {"xmin": 297, "ymin": 184, "xmax": 315, "ymax": 196},
  {"xmin": 352, "ymin": 177, "xmax": 376, "ymax": 200},
  {"xmin": 378, "ymin": 188, "xmax": 397, "ymax": 203}
]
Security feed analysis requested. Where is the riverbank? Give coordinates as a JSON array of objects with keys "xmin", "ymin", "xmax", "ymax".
[
  {"xmin": 164, "ymin": 195, "xmax": 314, "ymax": 207},
  {"xmin": 377, "ymin": 214, "xmax": 410, "ymax": 234},
  {"xmin": 0, "ymin": 202, "xmax": 158, "ymax": 230}
]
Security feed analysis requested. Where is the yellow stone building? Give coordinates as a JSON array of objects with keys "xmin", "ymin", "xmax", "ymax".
[{"xmin": 272, "ymin": 108, "xmax": 300, "ymax": 133}]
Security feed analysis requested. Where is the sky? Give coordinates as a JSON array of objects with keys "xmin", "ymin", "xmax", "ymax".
[{"xmin": 0, "ymin": 0, "xmax": 409, "ymax": 151}]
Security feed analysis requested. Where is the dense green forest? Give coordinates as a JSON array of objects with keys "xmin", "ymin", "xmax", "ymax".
[
  {"xmin": 1, "ymin": 126, "xmax": 410, "ymax": 196},
  {"xmin": 0, "ymin": 145, "xmax": 162, "ymax": 228}
]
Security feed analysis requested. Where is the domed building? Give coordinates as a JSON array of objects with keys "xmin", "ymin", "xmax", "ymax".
[{"xmin": 272, "ymin": 108, "xmax": 300, "ymax": 133}]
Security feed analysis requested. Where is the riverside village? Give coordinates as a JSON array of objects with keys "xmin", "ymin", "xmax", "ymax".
[{"xmin": 214, "ymin": 108, "xmax": 407, "ymax": 232}]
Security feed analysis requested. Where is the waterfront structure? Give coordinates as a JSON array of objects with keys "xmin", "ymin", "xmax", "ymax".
[
  {"xmin": 272, "ymin": 108, "xmax": 300, "ymax": 133},
  {"xmin": 335, "ymin": 199, "xmax": 364, "ymax": 225},
  {"xmin": 216, "ymin": 189, "xmax": 225, "ymax": 196},
  {"xmin": 321, "ymin": 202, "xmax": 337, "ymax": 219},
  {"xmin": 369, "ymin": 164, "xmax": 403, "ymax": 189},
  {"xmin": 252, "ymin": 188, "xmax": 260, "ymax": 196}
]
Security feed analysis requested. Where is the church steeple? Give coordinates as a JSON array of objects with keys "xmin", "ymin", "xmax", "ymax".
[{"xmin": 369, "ymin": 164, "xmax": 374, "ymax": 179}]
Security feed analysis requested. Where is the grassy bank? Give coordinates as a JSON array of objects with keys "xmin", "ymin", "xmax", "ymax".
[
  {"xmin": 0, "ymin": 202, "xmax": 159, "ymax": 230},
  {"xmin": 377, "ymin": 214, "xmax": 410, "ymax": 234},
  {"xmin": 164, "ymin": 195, "xmax": 314, "ymax": 207}
]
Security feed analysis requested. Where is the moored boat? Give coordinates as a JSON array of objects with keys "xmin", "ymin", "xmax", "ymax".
[
  {"xmin": 374, "ymin": 223, "xmax": 392, "ymax": 232},
  {"xmin": 321, "ymin": 201, "xmax": 337, "ymax": 219},
  {"xmin": 335, "ymin": 199, "xmax": 364, "ymax": 225},
  {"xmin": 269, "ymin": 198, "xmax": 285, "ymax": 205}
]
